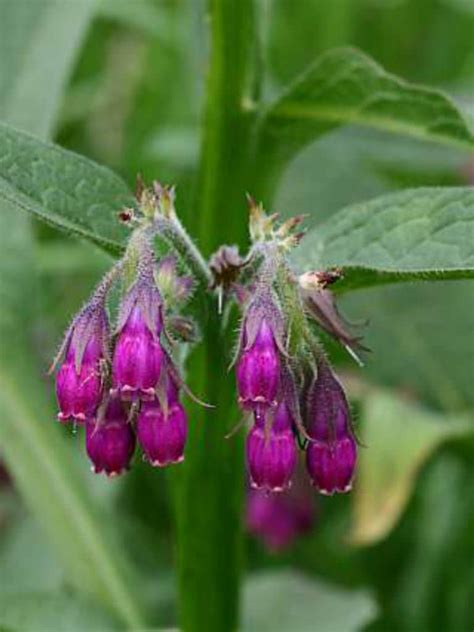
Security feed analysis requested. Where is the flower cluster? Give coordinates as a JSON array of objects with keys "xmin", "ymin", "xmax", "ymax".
[
  {"xmin": 51, "ymin": 184, "xmax": 365, "ymax": 499},
  {"xmin": 224, "ymin": 199, "xmax": 362, "ymax": 495},
  {"xmin": 52, "ymin": 183, "xmax": 196, "ymax": 476}
]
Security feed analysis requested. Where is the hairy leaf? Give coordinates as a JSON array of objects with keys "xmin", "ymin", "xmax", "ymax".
[
  {"xmin": 0, "ymin": 122, "xmax": 132, "ymax": 252},
  {"xmin": 293, "ymin": 187, "xmax": 474, "ymax": 290},
  {"xmin": 255, "ymin": 48, "xmax": 474, "ymax": 195}
]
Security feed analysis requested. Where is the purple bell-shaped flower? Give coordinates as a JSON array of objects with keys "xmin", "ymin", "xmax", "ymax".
[
  {"xmin": 305, "ymin": 360, "xmax": 357, "ymax": 495},
  {"xmin": 237, "ymin": 318, "xmax": 281, "ymax": 412},
  {"xmin": 86, "ymin": 396, "xmax": 136, "ymax": 476},
  {"xmin": 56, "ymin": 304, "xmax": 108, "ymax": 423},
  {"xmin": 112, "ymin": 279, "xmax": 164, "ymax": 401},
  {"xmin": 246, "ymin": 401, "xmax": 297, "ymax": 492},
  {"xmin": 136, "ymin": 378, "xmax": 188, "ymax": 467}
]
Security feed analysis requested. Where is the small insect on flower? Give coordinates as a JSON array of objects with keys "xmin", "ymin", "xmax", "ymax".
[
  {"xmin": 305, "ymin": 359, "xmax": 357, "ymax": 495},
  {"xmin": 86, "ymin": 396, "xmax": 136, "ymax": 476},
  {"xmin": 54, "ymin": 302, "xmax": 109, "ymax": 424}
]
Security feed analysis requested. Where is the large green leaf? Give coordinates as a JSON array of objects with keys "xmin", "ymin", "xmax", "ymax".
[
  {"xmin": 0, "ymin": 592, "xmax": 120, "ymax": 631},
  {"xmin": 255, "ymin": 48, "xmax": 474, "ymax": 196},
  {"xmin": 0, "ymin": 0, "xmax": 95, "ymax": 139},
  {"xmin": 350, "ymin": 391, "xmax": 473, "ymax": 545},
  {"xmin": 0, "ymin": 2, "xmax": 145, "ymax": 626},
  {"xmin": 0, "ymin": 205, "xmax": 145, "ymax": 627},
  {"xmin": 292, "ymin": 187, "xmax": 474, "ymax": 290},
  {"xmin": 0, "ymin": 122, "xmax": 132, "ymax": 252},
  {"xmin": 341, "ymin": 281, "xmax": 474, "ymax": 410},
  {"xmin": 242, "ymin": 571, "xmax": 377, "ymax": 632}
]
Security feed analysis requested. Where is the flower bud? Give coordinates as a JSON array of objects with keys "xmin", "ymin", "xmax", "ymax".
[
  {"xmin": 246, "ymin": 401, "xmax": 297, "ymax": 492},
  {"xmin": 112, "ymin": 280, "xmax": 163, "ymax": 401},
  {"xmin": 86, "ymin": 397, "xmax": 136, "ymax": 476},
  {"xmin": 305, "ymin": 361, "xmax": 357, "ymax": 494},
  {"xmin": 137, "ymin": 380, "xmax": 187, "ymax": 467},
  {"xmin": 237, "ymin": 318, "xmax": 280, "ymax": 411},
  {"xmin": 56, "ymin": 305, "xmax": 108, "ymax": 423}
]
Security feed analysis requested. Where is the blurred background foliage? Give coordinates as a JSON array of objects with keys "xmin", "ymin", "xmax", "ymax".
[{"xmin": 0, "ymin": 0, "xmax": 473, "ymax": 631}]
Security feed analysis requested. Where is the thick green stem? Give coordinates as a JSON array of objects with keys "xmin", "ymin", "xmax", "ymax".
[{"xmin": 175, "ymin": 2, "xmax": 256, "ymax": 631}]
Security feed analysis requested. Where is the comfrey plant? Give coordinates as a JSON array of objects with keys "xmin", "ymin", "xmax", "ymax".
[
  {"xmin": 51, "ymin": 186, "xmax": 364, "ymax": 493},
  {"xmin": 211, "ymin": 197, "xmax": 366, "ymax": 496},
  {"xmin": 51, "ymin": 182, "xmax": 204, "ymax": 476}
]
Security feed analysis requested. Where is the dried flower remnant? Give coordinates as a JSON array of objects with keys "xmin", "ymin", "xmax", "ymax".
[{"xmin": 299, "ymin": 271, "xmax": 368, "ymax": 365}]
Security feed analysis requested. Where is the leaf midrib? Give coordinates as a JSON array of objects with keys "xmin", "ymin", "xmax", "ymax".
[{"xmin": 266, "ymin": 102, "xmax": 474, "ymax": 151}]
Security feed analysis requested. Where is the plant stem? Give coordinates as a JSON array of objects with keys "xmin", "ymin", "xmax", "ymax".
[
  {"xmin": 153, "ymin": 215, "xmax": 211, "ymax": 288},
  {"xmin": 175, "ymin": 2, "xmax": 256, "ymax": 631}
]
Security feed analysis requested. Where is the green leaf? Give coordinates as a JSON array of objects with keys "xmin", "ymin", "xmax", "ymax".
[
  {"xmin": 0, "ymin": 3, "xmax": 145, "ymax": 627},
  {"xmin": 350, "ymin": 391, "xmax": 473, "ymax": 545},
  {"xmin": 0, "ymin": 122, "xmax": 132, "ymax": 253},
  {"xmin": 0, "ymin": 205, "xmax": 145, "ymax": 627},
  {"xmin": 0, "ymin": 0, "xmax": 95, "ymax": 139},
  {"xmin": 0, "ymin": 592, "xmax": 120, "ymax": 632},
  {"xmin": 242, "ymin": 571, "xmax": 377, "ymax": 632},
  {"xmin": 0, "ymin": 518, "xmax": 64, "ymax": 595},
  {"xmin": 292, "ymin": 187, "xmax": 474, "ymax": 290},
  {"xmin": 255, "ymin": 48, "xmax": 474, "ymax": 196},
  {"xmin": 342, "ymin": 281, "xmax": 474, "ymax": 410}
]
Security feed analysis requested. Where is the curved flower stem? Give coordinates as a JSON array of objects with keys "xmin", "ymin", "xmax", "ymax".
[
  {"xmin": 92, "ymin": 259, "xmax": 124, "ymax": 302},
  {"xmin": 152, "ymin": 215, "xmax": 211, "ymax": 289}
]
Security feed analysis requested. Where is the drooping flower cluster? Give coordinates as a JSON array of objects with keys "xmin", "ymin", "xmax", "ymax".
[
  {"xmin": 52, "ymin": 183, "xmax": 197, "ymax": 477},
  {"xmin": 218, "ymin": 199, "xmax": 363, "ymax": 495},
  {"xmin": 235, "ymin": 294, "xmax": 357, "ymax": 495},
  {"xmin": 51, "ymin": 182, "xmax": 366, "ymax": 500}
]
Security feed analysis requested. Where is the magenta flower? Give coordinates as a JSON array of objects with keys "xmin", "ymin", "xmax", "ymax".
[
  {"xmin": 305, "ymin": 360, "xmax": 357, "ymax": 494},
  {"xmin": 137, "ymin": 379, "xmax": 188, "ymax": 467},
  {"xmin": 246, "ymin": 401, "xmax": 297, "ymax": 492},
  {"xmin": 237, "ymin": 318, "xmax": 280, "ymax": 412},
  {"xmin": 56, "ymin": 305, "xmax": 108, "ymax": 423},
  {"xmin": 246, "ymin": 484, "xmax": 314, "ymax": 552},
  {"xmin": 86, "ymin": 396, "xmax": 136, "ymax": 476},
  {"xmin": 112, "ymin": 279, "xmax": 164, "ymax": 401}
]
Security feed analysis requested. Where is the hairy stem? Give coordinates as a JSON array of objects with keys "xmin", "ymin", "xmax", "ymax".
[{"xmin": 153, "ymin": 215, "xmax": 211, "ymax": 288}]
